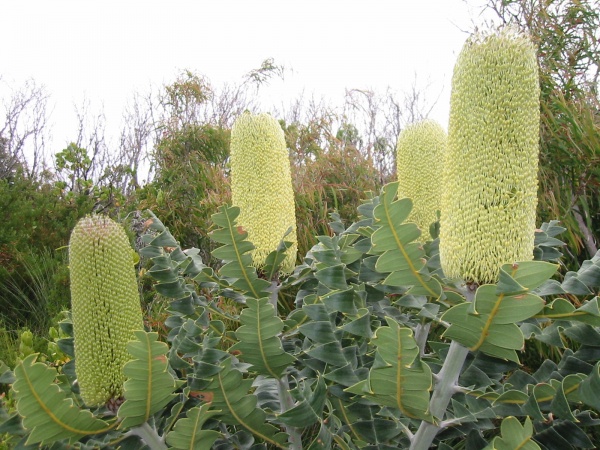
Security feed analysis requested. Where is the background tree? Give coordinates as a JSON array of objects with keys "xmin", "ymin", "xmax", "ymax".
[{"xmin": 0, "ymin": 79, "xmax": 50, "ymax": 179}]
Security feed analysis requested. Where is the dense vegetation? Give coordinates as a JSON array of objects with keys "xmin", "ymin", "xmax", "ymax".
[{"xmin": 0, "ymin": 0, "xmax": 599, "ymax": 448}]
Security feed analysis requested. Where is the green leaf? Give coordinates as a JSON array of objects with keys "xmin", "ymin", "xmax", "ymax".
[
  {"xmin": 579, "ymin": 362, "xmax": 600, "ymax": 411},
  {"xmin": 0, "ymin": 413, "xmax": 25, "ymax": 439},
  {"xmin": 230, "ymin": 298, "xmax": 295, "ymax": 378},
  {"xmin": 560, "ymin": 253, "xmax": 600, "ymax": 295},
  {"xmin": 496, "ymin": 261, "xmax": 559, "ymax": 295},
  {"xmin": 306, "ymin": 341, "xmax": 349, "ymax": 367},
  {"xmin": 534, "ymin": 297, "xmax": 600, "ymax": 325},
  {"xmin": 140, "ymin": 211, "xmax": 208, "ymax": 320},
  {"xmin": 205, "ymin": 359, "xmax": 288, "ymax": 448},
  {"xmin": 12, "ymin": 354, "xmax": 114, "ymax": 446},
  {"xmin": 262, "ymin": 231, "xmax": 294, "ymax": 280},
  {"xmin": 117, "ymin": 331, "xmax": 178, "ymax": 429},
  {"xmin": 442, "ymin": 285, "xmax": 545, "ymax": 362},
  {"xmin": 321, "ymin": 288, "xmax": 358, "ymax": 315},
  {"xmin": 548, "ymin": 378, "xmax": 578, "ymax": 421},
  {"xmin": 278, "ymin": 377, "xmax": 327, "ymax": 428},
  {"xmin": 323, "ymin": 364, "xmax": 361, "ymax": 387},
  {"xmin": 371, "ymin": 182, "xmax": 442, "ymax": 299},
  {"xmin": 165, "ymin": 403, "xmax": 221, "ymax": 449},
  {"xmin": 315, "ymin": 264, "xmax": 348, "ymax": 290},
  {"xmin": 345, "ymin": 317, "xmax": 433, "ymax": 421},
  {"xmin": 209, "ymin": 205, "xmax": 271, "ymax": 298},
  {"xmin": 493, "ymin": 390, "xmax": 529, "ymax": 406},
  {"xmin": 0, "ymin": 360, "xmax": 14, "ymax": 384},
  {"xmin": 341, "ymin": 308, "xmax": 374, "ymax": 338},
  {"xmin": 148, "ymin": 227, "xmax": 179, "ymax": 248},
  {"xmin": 299, "ymin": 321, "xmax": 337, "ymax": 344},
  {"xmin": 485, "ymin": 416, "xmax": 540, "ymax": 450}
]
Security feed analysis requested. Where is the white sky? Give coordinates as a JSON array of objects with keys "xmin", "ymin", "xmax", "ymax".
[{"xmin": 1, "ymin": 0, "xmax": 489, "ymax": 155}]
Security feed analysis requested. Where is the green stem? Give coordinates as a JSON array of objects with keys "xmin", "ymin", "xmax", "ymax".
[
  {"xmin": 278, "ymin": 376, "xmax": 304, "ymax": 450},
  {"xmin": 269, "ymin": 279, "xmax": 302, "ymax": 449},
  {"xmin": 410, "ymin": 288, "xmax": 475, "ymax": 450},
  {"xmin": 129, "ymin": 422, "xmax": 168, "ymax": 450}
]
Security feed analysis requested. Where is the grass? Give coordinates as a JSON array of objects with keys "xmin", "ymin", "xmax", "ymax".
[{"xmin": 0, "ymin": 247, "xmax": 69, "ymax": 338}]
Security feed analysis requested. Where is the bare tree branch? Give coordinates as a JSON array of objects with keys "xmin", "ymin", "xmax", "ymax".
[{"xmin": 0, "ymin": 79, "xmax": 50, "ymax": 179}]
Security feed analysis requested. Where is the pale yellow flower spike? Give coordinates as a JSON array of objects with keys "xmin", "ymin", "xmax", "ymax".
[
  {"xmin": 396, "ymin": 119, "xmax": 447, "ymax": 238},
  {"xmin": 69, "ymin": 214, "xmax": 143, "ymax": 407},
  {"xmin": 439, "ymin": 27, "xmax": 540, "ymax": 285},
  {"xmin": 230, "ymin": 112, "xmax": 298, "ymax": 274}
]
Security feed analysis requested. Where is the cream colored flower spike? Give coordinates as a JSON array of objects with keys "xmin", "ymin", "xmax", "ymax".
[
  {"xmin": 396, "ymin": 119, "xmax": 447, "ymax": 238},
  {"xmin": 440, "ymin": 27, "xmax": 540, "ymax": 285},
  {"xmin": 230, "ymin": 112, "xmax": 298, "ymax": 274},
  {"xmin": 69, "ymin": 214, "xmax": 143, "ymax": 407}
]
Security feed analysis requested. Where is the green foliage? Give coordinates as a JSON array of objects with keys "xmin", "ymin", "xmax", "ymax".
[
  {"xmin": 136, "ymin": 122, "xmax": 231, "ymax": 264},
  {"xmin": 12, "ymin": 354, "xmax": 114, "ymax": 446},
  {"xmin": 202, "ymin": 359, "xmax": 289, "ymax": 448},
  {"xmin": 484, "ymin": 417, "xmax": 540, "ymax": 450},
  {"xmin": 55, "ymin": 143, "xmax": 129, "ymax": 210},
  {"xmin": 370, "ymin": 181, "xmax": 442, "ymax": 299},
  {"xmin": 208, "ymin": 205, "xmax": 272, "ymax": 298},
  {"xmin": 230, "ymin": 298, "xmax": 295, "ymax": 378},
  {"xmin": 4, "ymin": 185, "xmax": 600, "ymax": 448},
  {"xmin": 165, "ymin": 403, "xmax": 221, "ymax": 449},
  {"xmin": 0, "ymin": 247, "xmax": 69, "ymax": 336},
  {"xmin": 293, "ymin": 143, "xmax": 380, "ymax": 259},
  {"xmin": 346, "ymin": 317, "xmax": 433, "ymax": 421},
  {"xmin": 117, "ymin": 331, "xmax": 178, "ymax": 428}
]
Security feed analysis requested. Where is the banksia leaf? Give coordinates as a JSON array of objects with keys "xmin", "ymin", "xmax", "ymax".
[
  {"xmin": 166, "ymin": 403, "xmax": 221, "ymax": 449},
  {"xmin": 209, "ymin": 205, "xmax": 271, "ymax": 298},
  {"xmin": 484, "ymin": 417, "xmax": 540, "ymax": 450},
  {"xmin": 396, "ymin": 119, "xmax": 447, "ymax": 237},
  {"xmin": 371, "ymin": 182, "xmax": 442, "ymax": 299},
  {"xmin": 69, "ymin": 214, "xmax": 144, "ymax": 407},
  {"xmin": 230, "ymin": 112, "xmax": 297, "ymax": 274},
  {"xmin": 205, "ymin": 358, "xmax": 288, "ymax": 448},
  {"xmin": 117, "ymin": 331, "xmax": 178, "ymax": 429},
  {"xmin": 345, "ymin": 318, "xmax": 433, "ymax": 422},
  {"xmin": 230, "ymin": 297, "xmax": 295, "ymax": 378},
  {"xmin": 12, "ymin": 355, "xmax": 114, "ymax": 446},
  {"xmin": 440, "ymin": 28, "xmax": 540, "ymax": 284}
]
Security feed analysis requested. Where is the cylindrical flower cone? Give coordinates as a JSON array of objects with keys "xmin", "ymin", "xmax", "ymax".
[
  {"xmin": 230, "ymin": 112, "xmax": 297, "ymax": 274},
  {"xmin": 396, "ymin": 119, "xmax": 447, "ymax": 238},
  {"xmin": 69, "ymin": 214, "xmax": 143, "ymax": 407},
  {"xmin": 439, "ymin": 28, "xmax": 540, "ymax": 284}
]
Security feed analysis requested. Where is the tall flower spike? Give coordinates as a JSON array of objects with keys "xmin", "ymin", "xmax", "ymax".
[
  {"xmin": 69, "ymin": 214, "xmax": 143, "ymax": 407},
  {"xmin": 439, "ymin": 27, "xmax": 540, "ymax": 285},
  {"xmin": 230, "ymin": 112, "xmax": 297, "ymax": 274},
  {"xmin": 396, "ymin": 119, "xmax": 447, "ymax": 237}
]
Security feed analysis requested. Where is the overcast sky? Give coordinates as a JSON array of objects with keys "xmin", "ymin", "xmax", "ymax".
[{"xmin": 1, "ymin": 0, "xmax": 490, "ymax": 154}]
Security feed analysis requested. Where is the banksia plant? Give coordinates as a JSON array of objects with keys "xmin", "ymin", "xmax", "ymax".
[
  {"xmin": 396, "ymin": 119, "xmax": 447, "ymax": 237},
  {"xmin": 230, "ymin": 112, "xmax": 297, "ymax": 274},
  {"xmin": 68, "ymin": 214, "xmax": 143, "ymax": 407},
  {"xmin": 439, "ymin": 27, "xmax": 540, "ymax": 284}
]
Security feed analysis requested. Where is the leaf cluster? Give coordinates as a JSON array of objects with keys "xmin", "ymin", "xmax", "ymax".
[{"xmin": 3, "ymin": 182, "xmax": 600, "ymax": 448}]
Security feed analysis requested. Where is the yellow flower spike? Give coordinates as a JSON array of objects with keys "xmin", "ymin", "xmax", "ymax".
[
  {"xmin": 69, "ymin": 214, "xmax": 143, "ymax": 407},
  {"xmin": 439, "ymin": 27, "xmax": 540, "ymax": 285},
  {"xmin": 396, "ymin": 119, "xmax": 447, "ymax": 237},
  {"xmin": 230, "ymin": 112, "xmax": 298, "ymax": 274}
]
